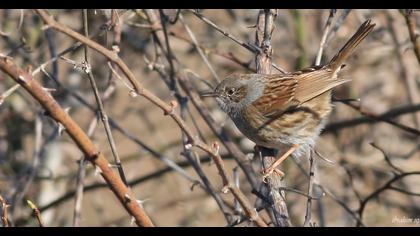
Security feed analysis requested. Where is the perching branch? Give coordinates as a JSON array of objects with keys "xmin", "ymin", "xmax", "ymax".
[{"xmin": 255, "ymin": 9, "xmax": 291, "ymax": 227}]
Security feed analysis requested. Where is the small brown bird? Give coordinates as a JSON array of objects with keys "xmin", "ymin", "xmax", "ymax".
[{"xmin": 203, "ymin": 19, "xmax": 375, "ymax": 180}]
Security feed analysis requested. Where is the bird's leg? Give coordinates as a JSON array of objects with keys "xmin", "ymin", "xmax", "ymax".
[{"xmin": 261, "ymin": 144, "xmax": 299, "ymax": 181}]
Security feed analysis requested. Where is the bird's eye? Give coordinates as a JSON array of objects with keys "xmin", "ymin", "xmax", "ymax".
[{"xmin": 227, "ymin": 88, "xmax": 235, "ymax": 96}]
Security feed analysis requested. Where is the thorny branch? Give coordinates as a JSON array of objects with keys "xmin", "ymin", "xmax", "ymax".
[{"xmin": 0, "ymin": 55, "xmax": 154, "ymax": 227}]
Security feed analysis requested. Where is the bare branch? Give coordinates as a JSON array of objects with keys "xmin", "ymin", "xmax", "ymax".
[
  {"xmin": 0, "ymin": 55, "xmax": 154, "ymax": 227},
  {"xmin": 255, "ymin": 9, "xmax": 291, "ymax": 227}
]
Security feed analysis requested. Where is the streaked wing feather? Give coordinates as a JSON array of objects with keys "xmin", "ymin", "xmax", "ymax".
[
  {"xmin": 294, "ymin": 69, "xmax": 350, "ymax": 102},
  {"xmin": 252, "ymin": 70, "xmax": 350, "ymax": 118},
  {"xmin": 252, "ymin": 75, "xmax": 298, "ymax": 116}
]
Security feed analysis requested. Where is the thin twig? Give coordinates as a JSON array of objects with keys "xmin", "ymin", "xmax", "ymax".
[
  {"xmin": 27, "ymin": 200, "xmax": 45, "ymax": 227},
  {"xmin": 402, "ymin": 9, "xmax": 420, "ymax": 65},
  {"xmin": 0, "ymin": 195, "xmax": 10, "ymax": 227},
  {"xmin": 10, "ymin": 111, "xmax": 43, "ymax": 220},
  {"xmin": 370, "ymin": 142, "xmax": 404, "ymax": 173},
  {"xmin": 73, "ymin": 114, "xmax": 99, "ymax": 227},
  {"xmin": 325, "ymin": 9, "xmax": 351, "ymax": 46},
  {"xmin": 1, "ymin": 23, "xmax": 108, "ymax": 100},
  {"xmin": 179, "ymin": 13, "xmax": 220, "ymax": 84},
  {"xmin": 82, "ymin": 9, "xmax": 128, "ymax": 186},
  {"xmin": 233, "ymin": 167, "xmax": 241, "ymax": 216},
  {"xmin": 145, "ymin": 9, "xmax": 265, "ymax": 226},
  {"xmin": 315, "ymin": 10, "xmax": 336, "ymax": 66},
  {"xmin": 318, "ymin": 184, "xmax": 365, "ymax": 226},
  {"xmin": 189, "ymin": 9, "xmax": 286, "ymax": 74},
  {"xmin": 293, "ymin": 9, "xmax": 307, "ymax": 68},
  {"xmin": 179, "ymin": 92, "xmax": 234, "ymax": 224},
  {"xmin": 73, "ymin": 158, "xmax": 87, "ymax": 227},
  {"xmin": 0, "ymin": 55, "xmax": 154, "ymax": 227},
  {"xmin": 291, "ymin": 158, "xmax": 366, "ymax": 226},
  {"xmin": 334, "ymin": 100, "xmax": 420, "ymax": 136},
  {"xmin": 0, "ymin": 84, "xmax": 20, "ymax": 105},
  {"xmin": 357, "ymin": 171, "xmax": 420, "ymax": 226},
  {"xmin": 389, "ymin": 186, "xmax": 420, "ymax": 197},
  {"xmin": 342, "ymin": 166, "xmax": 364, "ymax": 213},
  {"xmin": 156, "ymin": 10, "xmax": 178, "ymax": 93},
  {"xmin": 168, "ymin": 30, "xmax": 255, "ymax": 72},
  {"xmin": 255, "ymin": 9, "xmax": 291, "ymax": 227},
  {"xmin": 303, "ymin": 152, "xmax": 316, "ymax": 226},
  {"xmin": 388, "ymin": 12, "xmax": 420, "ymax": 131},
  {"xmin": 0, "ymin": 9, "xmax": 24, "ymax": 37},
  {"xmin": 15, "ymin": 155, "xmax": 231, "ymax": 221},
  {"xmin": 279, "ymin": 186, "xmax": 320, "ymax": 200},
  {"xmin": 325, "ymin": 103, "xmax": 420, "ymax": 134}
]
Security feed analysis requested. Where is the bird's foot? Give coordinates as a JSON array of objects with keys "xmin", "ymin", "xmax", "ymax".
[{"xmin": 261, "ymin": 168, "xmax": 284, "ymax": 183}]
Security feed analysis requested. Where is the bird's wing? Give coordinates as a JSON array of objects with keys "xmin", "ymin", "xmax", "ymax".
[
  {"xmin": 251, "ymin": 74, "xmax": 298, "ymax": 117},
  {"xmin": 252, "ymin": 69, "xmax": 349, "ymax": 118},
  {"xmin": 293, "ymin": 68, "xmax": 350, "ymax": 103}
]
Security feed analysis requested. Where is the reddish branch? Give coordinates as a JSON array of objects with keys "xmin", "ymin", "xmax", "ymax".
[{"xmin": 0, "ymin": 57, "xmax": 154, "ymax": 227}]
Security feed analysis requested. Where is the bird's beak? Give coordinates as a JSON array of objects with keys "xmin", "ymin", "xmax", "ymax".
[{"xmin": 200, "ymin": 91, "xmax": 218, "ymax": 98}]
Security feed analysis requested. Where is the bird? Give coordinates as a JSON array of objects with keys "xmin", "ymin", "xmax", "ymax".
[{"xmin": 202, "ymin": 19, "xmax": 375, "ymax": 180}]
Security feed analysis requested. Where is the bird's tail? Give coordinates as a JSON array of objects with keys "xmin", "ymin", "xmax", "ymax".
[{"xmin": 328, "ymin": 19, "xmax": 376, "ymax": 71}]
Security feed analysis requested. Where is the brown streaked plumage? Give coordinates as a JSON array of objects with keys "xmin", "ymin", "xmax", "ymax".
[{"xmin": 207, "ymin": 19, "xmax": 375, "ymax": 180}]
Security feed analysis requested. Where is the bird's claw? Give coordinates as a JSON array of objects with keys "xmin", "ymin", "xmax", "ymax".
[{"xmin": 261, "ymin": 168, "xmax": 285, "ymax": 183}]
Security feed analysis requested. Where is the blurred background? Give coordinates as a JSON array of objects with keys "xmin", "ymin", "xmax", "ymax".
[{"xmin": 0, "ymin": 9, "xmax": 419, "ymax": 226}]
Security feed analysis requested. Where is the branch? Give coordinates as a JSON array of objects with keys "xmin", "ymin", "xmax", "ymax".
[
  {"xmin": 402, "ymin": 9, "xmax": 420, "ymax": 65},
  {"xmin": 331, "ymin": 100, "xmax": 420, "ymax": 136},
  {"xmin": 190, "ymin": 9, "xmax": 286, "ymax": 73},
  {"xmin": 325, "ymin": 103, "xmax": 420, "ymax": 134},
  {"xmin": 27, "ymin": 200, "xmax": 45, "ymax": 227},
  {"xmin": 292, "ymin": 158, "xmax": 366, "ymax": 226},
  {"xmin": 315, "ymin": 10, "xmax": 336, "ymax": 66},
  {"xmin": 357, "ymin": 171, "xmax": 420, "ymax": 226},
  {"xmin": 0, "ymin": 56, "xmax": 154, "ymax": 227},
  {"xmin": 179, "ymin": 13, "xmax": 220, "ymax": 83},
  {"xmin": 303, "ymin": 152, "xmax": 316, "ymax": 226},
  {"xmin": 0, "ymin": 195, "xmax": 10, "ymax": 227},
  {"xmin": 28, "ymin": 155, "xmax": 230, "ymax": 216},
  {"xmin": 82, "ymin": 9, "xmax": 128, "ymax": 186},
  {"xmin": 388, "ymin": 12, "xmax": 420, "ymax": 130},
  {"xmin": 255, "ymin": 9, "xmax": 291, "ymax": 227}
]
